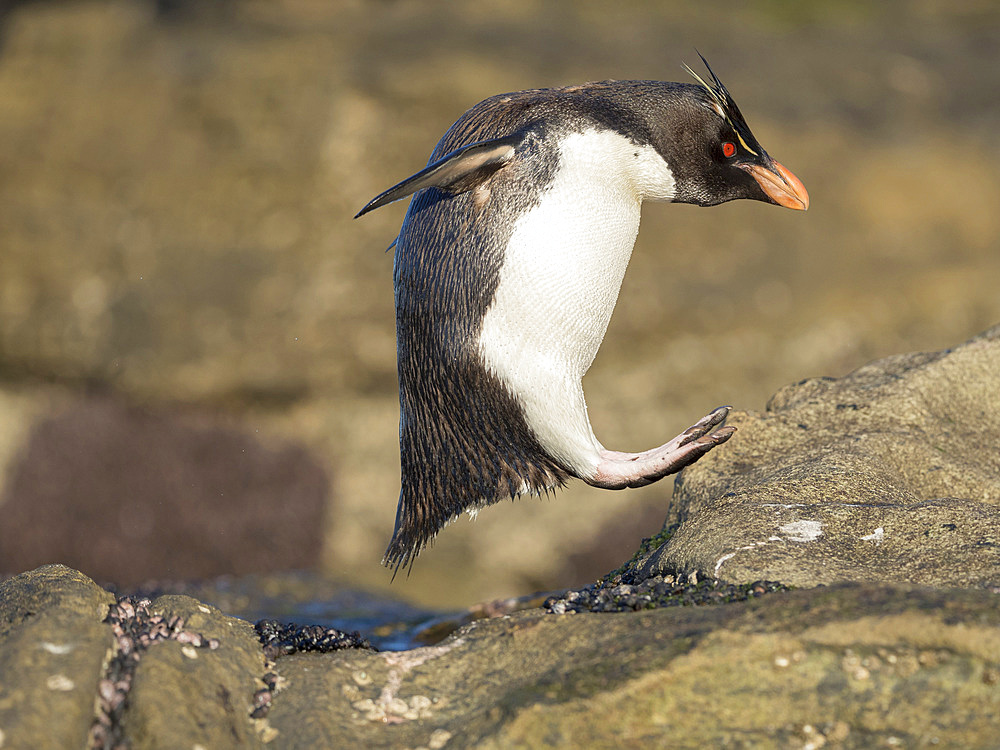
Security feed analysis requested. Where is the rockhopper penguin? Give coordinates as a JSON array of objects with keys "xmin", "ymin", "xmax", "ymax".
[{"xmin": 356, "ymin": 57, "xmax": 809, "ymax": 573}]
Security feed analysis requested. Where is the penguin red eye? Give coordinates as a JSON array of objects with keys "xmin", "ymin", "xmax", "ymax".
[{"xmin": 722, "ymin": 142, "xmax": 737, "ymax": 158}]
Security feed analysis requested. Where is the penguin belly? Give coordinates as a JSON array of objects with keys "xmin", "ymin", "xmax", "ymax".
[{"xmin": 477, "ymin": 128, "xmax": 676, "ymax": 477}]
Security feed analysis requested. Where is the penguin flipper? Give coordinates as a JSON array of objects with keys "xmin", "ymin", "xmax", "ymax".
[{"xmin": 354, "ymin": 134, "xmax": 520, "ymax": 218}]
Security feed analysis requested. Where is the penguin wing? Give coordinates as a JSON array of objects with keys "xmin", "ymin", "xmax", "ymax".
[{"xmin": 354, "ymin": 134, "xmax": 521, "ymax": 218}]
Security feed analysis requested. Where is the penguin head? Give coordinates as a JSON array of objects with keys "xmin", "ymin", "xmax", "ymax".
[
  {"xmin": 354, "ymin": 56, "xmax": 808, "ymax": 220},
  {"xmin": 654, "ymin": 56, "xmax": 808, "ymax": 211}
]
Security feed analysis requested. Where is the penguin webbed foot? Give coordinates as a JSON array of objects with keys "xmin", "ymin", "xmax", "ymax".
[{"xmin": 587, "ymin": 406, "xmax": 735, "ymax": 490}]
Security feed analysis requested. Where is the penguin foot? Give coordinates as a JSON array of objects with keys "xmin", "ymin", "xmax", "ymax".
[{"xmin": 586, "ymin": 406, "xmax": 735, "ymax": 490}]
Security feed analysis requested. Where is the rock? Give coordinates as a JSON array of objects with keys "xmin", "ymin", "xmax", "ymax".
[
  {"xmin": 0, "ymin": 565, "xmax": 114, "ymax": 750},
  {"xmin": 3, "ymin": 0, "xmax": 1000, "ymax": 606},
  {"xmin": 0, "ymin": 565, "xmax": 274, "ymax": 749},
  {"xmin": 3, "ymin": 565, "xmax": 1000, "ymax": 748},
  {"xmin": 0, "ymin": 391, "xmax": 329, "ymax": 586},
  {"xmin": 640, "ymin": 326, "xmax": 1000, "ymax": 587},
  {"xmin": 116, "ymin": 594, "xmax": 271, "ymax": 749},
  {"xmin": 266, "ymin": 582, "xmax": 1000, "ymax": 748}
]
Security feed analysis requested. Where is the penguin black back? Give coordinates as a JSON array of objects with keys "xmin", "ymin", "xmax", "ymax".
[{"xmin": 389, "ymin": 105, "xmax": 568, "ymax": 571}]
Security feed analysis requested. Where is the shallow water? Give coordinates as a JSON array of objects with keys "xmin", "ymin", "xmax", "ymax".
[{"xmin": 134, "ymin": 571, "xmax": 470, "ymax": 651}]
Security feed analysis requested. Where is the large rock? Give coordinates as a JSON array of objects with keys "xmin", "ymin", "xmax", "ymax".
[
  {"xmin": 0, "ymin": 565, "xmax": 114, "ymax": 750},
  {"xmin": 0, "ymin": 565, "xmax": 273, "ymax": 749},
  {"xmin": 270, "ymin": 584, "xmax": 1000, "ymax": 749},
  {"xmin": 0, "ymin": 390, "xmax": 329, "ymax": 586},
  {"xmin": 3, "ymin": 565, "xmax": 1000, "ymax": 748},
  {"xmin": 641, "ymin": 326, "xmax": 1000, "ymax": 587}
]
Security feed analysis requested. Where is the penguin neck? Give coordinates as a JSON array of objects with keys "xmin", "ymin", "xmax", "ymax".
[{"xmin": 550, "ymin": 126, "xmax": 677, "ymax": 203}]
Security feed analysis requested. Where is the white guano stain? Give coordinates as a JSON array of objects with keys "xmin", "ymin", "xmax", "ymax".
[
  {"xmin": 713, "ymin": 551, "xmax": 738, "ymax": 577},
  {"xmin": 715, "ymin": 513, "xmax": 824, "ymax": 577},
  {"xmin": 714, "ymin": 540, "xmax": 771, "ymax": 577},
  {"xmin": 46, "ymin": 674, "xmax": 74, "ymax": 691},
  {"xmin": 861, "ymin": 526, "xmax": 884, "ymax": 543},
  {"xmin": 353, "ymin": 639, "xmax": 465, "ymax": 724},
  {"xmin": 40, "ymin": 642, "xmax": 74, "ymax": 655},
  {"xmin": 779, "ymin": 520, "xmax": 823, "ymax": 543}
]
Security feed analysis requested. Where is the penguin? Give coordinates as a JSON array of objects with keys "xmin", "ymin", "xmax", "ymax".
[{"xmin": 356, "ymin": 56, "xmax": 809, "ymax": 573}]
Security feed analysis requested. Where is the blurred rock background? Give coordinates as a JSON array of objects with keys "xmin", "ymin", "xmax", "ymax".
[{"xmin": 0, "ymin": 0, "xmax": 997, "ymax": 607}]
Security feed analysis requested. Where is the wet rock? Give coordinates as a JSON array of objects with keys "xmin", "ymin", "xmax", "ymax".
[
  {"xmin": 640, "ymin": 326, "xmax": 1000, "ymax": 587},
  {"xmin": 127, "ymin": 569, "xmax": 445, "ymax": 652}
]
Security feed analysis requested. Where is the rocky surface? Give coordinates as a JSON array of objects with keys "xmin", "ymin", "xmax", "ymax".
[
  {"xmin": 279, "ymin": 584, "xmax": 1000, "ymax": 749},
  {"xmin": 0, "ymin": 566, "xmax": 276, "ymax": 749},
  {"xmin": 2, "ymin": 325, "xmax": 999, "ymax": 746},
  {"xmin": 640, "ymin": 326, "xmax": 1000, "ymax": 588},
  {"xmin": 0, "ymin": 566, "xmax": 114, "ymax": 749},
  {"xmin": 1, "ymin": 0, "xmax": 999, "ymax": 605},
  {"xmin": 0, "ymin": 4, "xmax": 998, "ymax": 744},
  {"xmin": 2, "ymin": 565, "xmax": 1000, "ymax": 749}
]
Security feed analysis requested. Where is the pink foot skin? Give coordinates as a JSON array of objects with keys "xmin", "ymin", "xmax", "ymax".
[{"xmin": 586, "ymin": 406, "xmax": 735, "ymax": 490}]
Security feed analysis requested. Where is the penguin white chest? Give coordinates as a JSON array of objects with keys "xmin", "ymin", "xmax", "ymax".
[{"xmin": 477, "ymin": 128, "xmax": 675, "ymax": 472}]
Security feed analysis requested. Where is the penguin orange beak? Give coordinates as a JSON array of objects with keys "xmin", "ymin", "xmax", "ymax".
[{"xmin": 741, "ymin": 161, "xmax": 809, "ymax": 211}]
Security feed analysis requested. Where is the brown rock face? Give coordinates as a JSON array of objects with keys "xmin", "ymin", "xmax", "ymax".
[
  {"xmin": 642, "ymin": 326, "xmax": 1000, "ymax": 587},
  {"xmin": 0, "ymin": 394, "xmax": 329, "ymax": 586}
]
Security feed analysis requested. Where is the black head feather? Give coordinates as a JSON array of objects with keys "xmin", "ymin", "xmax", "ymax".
[{"xmin": 683, "ymin": 52, "xmax": 769, "ymax": 160}]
